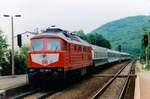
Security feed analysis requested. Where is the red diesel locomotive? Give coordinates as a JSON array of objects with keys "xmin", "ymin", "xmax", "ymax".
[{"xmin": 28, "ymin": 28, "xmax": 93, "ymax": 82}]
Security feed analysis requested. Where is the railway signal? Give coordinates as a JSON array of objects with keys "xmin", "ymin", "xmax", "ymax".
[
  {"xmin": 118, "ymin": 45, "xmax": 121, "ymax": 52},
  {"xmin": 143, "ymin": 34, "xmax": 149, "ymax": 66},
  {"xmin": 17, "ymin": 34, "xmax": 22, "ymax": 47},
  {"xmin": 144, "ymin": 35, "xmax": 148, "ymax": 47}
]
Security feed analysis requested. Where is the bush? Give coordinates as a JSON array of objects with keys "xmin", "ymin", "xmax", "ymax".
[
  {"xmin": 0, "ymin": 47, "xmax": 28, "ymax": 76},
  {"xmin": 0, "ymin": 50, "xmax": 11, "ymax": 75}
]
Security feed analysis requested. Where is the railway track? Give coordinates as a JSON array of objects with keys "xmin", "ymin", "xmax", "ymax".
[
  {"xmin": 12, "ymin": 88, "xmax": 62, "ymax": 99},
  {"xmin": 8, "ymin": 61, "xmax": 135, "ymax": 99},
  {"xmin": 12, "ymin": 88, "xmax": 40, "ymax": 99},
  {"xmin": 91, "ymin": 61, "xmax": 135, "ymax": 99},
  {"xmin": 44, "ymin": 61, "xmax": 133, "ymax": 99}
]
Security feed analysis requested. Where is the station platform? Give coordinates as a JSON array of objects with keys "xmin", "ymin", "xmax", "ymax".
[
  {"xmin": 134, "ymin": 62, "xmax": 150, "ymax": 99},
  {"xmin": 0, "ymin": 74, "xmax": 28, "ymax": 98},
  {"xmin": 0, "ymin": 74, "xmax": 28, "ymax": 90}
]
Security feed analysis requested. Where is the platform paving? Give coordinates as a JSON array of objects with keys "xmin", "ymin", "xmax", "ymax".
[
  {"xmin": 134, "ymin": 61, "xmax": 150, "ymax": 99},
  {"xmin": 0, "ymin": 74, "xmax": 28, "ymax": 90}
]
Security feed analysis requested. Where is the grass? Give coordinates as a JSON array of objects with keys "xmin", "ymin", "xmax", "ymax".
[
  {"xmin": 144, "ymin": 65, "xmax": 150, "ymax": 71},
  {"xmin": 140, "ymin": 59, "xmax": 150, "ymax": 71}
]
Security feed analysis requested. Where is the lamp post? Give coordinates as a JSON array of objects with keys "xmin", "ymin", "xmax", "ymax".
[{"xmin": 3, "ymin": 14, "xmax": 21, "ymax": 77}]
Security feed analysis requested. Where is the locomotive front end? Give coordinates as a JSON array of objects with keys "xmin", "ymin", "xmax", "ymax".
[{"xmin": 28, "ymin": 36, "xmax": 67, "ymax": 83}]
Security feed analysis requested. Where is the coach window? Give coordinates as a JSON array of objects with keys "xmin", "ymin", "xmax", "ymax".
[{"xmin": 48, "ymin": 40, "xmax": 60, "ymax": 51}]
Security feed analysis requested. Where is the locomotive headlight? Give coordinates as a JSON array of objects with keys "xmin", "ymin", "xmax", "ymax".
[
  {"xmin": 57, "ymin": 68, "xmax": 62, "ymax": 71},
  {"xmin": 45, "ymin": 69, "xmax": 49, "ymax": 72},
  {"xmin": 40, "ymin": 69, "xmax": 44, "ymax": 72},
  {"xmin": 29, "ymin": 69, "xmax": 34, "ymax": 72}
]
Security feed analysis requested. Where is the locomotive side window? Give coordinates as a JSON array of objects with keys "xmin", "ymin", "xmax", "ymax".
[
  {"xmin": 48, "ymin": 40, "xmax": 60, "ymax": 51},
  {"xmin": 78, "ymin": 45, "xmax": 81, "ymax": 51},
  {"xmin": 31, "ymin": 40, "xmax": 44, "ymax": 51},
  {"xmin": 74, "ymin": 45, "xmax": 77, "ymax": 51},
  {"xmin": 68, "ymin": 44, "xmax": 70, "ymax": 51},
  {"xmin": 62, "ymin": 41, "xmax": 67, "ymax": 50},
  {"xmin": 83, "ymin": 47, "xmax": 86, "ymax": 51}
]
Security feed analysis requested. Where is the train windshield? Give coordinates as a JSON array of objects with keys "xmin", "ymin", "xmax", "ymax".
[
  {"xmin": 48, "ymin": 40, "xmax": 60, "ymax": 51},
  {"xmin": 31, "ymin": 40, "xmax": 44, "ymax": 51}
]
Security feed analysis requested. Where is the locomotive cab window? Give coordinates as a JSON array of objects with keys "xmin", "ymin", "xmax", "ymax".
[
  {"xmin": 62, "ymin": 41, "xmax": 67, "ymax": 50},
  {"xmin": 48, "ymin": 40, "xmax": 60, "ymax": 51},
  {"xmin": 31, "ymin": 40, "xmax": 44, "ymax": 51}
]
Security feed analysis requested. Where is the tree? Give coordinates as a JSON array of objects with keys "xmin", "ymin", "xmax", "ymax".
[
  {"xmin": 76, "ymin": 30, "xmax": 111, "ymax": 49},
  {"xmin": 140, "ymin": 38, "xmax": 146, "ymax": 63},
  {"xmin": 0, "ymin": 30, "xmax": 8, "ymax": 75},
  {"xmin": 76, "ymin": 30, "xmax": 87, "ymax": 40},
  {"xmin": 20, "ymin": 45, "xmax": 29, "ymax": 71},
  {"xmin": 87, "ymin": 33, "xmax": 111, "ymax": 49},
  {"xmin": 14, "ymin": 51, "xmax": 27, "ymax": 74},
  {"xmin": 0, "ymin": 30, "xmax": 8, "ymax": 67}
]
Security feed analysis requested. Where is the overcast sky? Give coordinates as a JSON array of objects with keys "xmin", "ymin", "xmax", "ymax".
[{"xmin": 0, "ymin": 0, "xmax": 150, "ymax": 44}]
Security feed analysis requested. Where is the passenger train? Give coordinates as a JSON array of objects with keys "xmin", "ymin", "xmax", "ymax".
[{"xmin": 27, "ymin": 27, "xmax": 131, "ymax": 83}]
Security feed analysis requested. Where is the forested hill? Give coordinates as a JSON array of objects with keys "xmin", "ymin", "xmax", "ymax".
[{"xmin": 90, "ymin": 15, "xmax": 150, "ymax": 56}]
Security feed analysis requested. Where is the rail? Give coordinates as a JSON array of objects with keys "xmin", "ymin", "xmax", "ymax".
[
  {"xmin": 92, "ymin": 61, "xmax": 133, "ymax": 99},
  {"xmin": 118, "ymin": 61, "xmax": 134, "ymax": 99},
  {"xmin": 12, "ymin": 88, "xmax": 62, "ymax": 99}
]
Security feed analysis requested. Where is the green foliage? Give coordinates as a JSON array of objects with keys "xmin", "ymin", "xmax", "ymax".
[
  {"xmin": 140, "ymin": 36, "xmax": 146, "ymax": 62},
  {"xmin": 0, "ymin": 44, "xmax": 29, "ymax": 75},
  {"xmin": 90, "ymin": 15, "xmax": 150, "ymax": 56},
  {"xmin": 0, "ymin": 30, "xmax": 8, "ymax": 66},
  {"xmin": 0, "ymin": 30, "xmax": 8, "ymax": 75},
  {"xmin": 76, "ymin": 30, "xmax": 111, "ymax": 49},
  {"xmin": 76, "ymin": 30, "xmax": 87, "ymax": 40},
  {"xmin": 0, "ymin": 51, "xmax": 10, "ymax": 75},
  {"xmin": 1, "ymin": 50, "xmax": 27, "ymax": 75},
  {"xmin": 0, "ymin": 31, "xmax": 7, "ymax": 49},
  {"xmin": 14, "ymin": 51, "xmax": 27, "ymax": 74},
  {"xmin": 1, "ymin": 50, "xmax": 11, "ymax": 75},
  {"xmin": 0, "ymin": 30, "xmax": 28, "ymax": 75},
  {"xmin": 20, "ymin": 45, "xmax": 29, "ymax": 70},
  {"xmin": 140, "ymin": 30, "xmax": 150, "ymax": 66},
  {"xmin": 86, "ymin": 33, "xmax": 111, "ymax": 49}
]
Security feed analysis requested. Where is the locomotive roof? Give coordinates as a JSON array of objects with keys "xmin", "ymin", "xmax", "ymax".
[
  {"xmin": 91, "ymin": 45, "xmax": 107, "ymax": 51},
  {"xmin": 31, "ymin": 32, "xmax": 91, "ymax": 47}
]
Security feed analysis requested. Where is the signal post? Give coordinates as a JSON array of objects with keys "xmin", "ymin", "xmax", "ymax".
[{"xmin": 144, "ymin": 34, "xmax": 149, "ymax": 66}]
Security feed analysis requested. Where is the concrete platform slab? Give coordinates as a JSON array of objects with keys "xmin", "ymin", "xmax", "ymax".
[
  {"xmin": 134, "ymin": 73, "xmax": 140, "ymax": 99},
  {"xmin": 134, "ymin": 61, "xmax": 150, "ymax": 99},
  {"xmin": 139, "ymin": 72, "xmax": 150, "ymax": 99},
  {"xmin": 0, "ymin": 74, "xmax": 28, "ymax": 90},
  {"xmin": 0, "ymin": 90, "xmax": 5, "ymax": 99}
]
